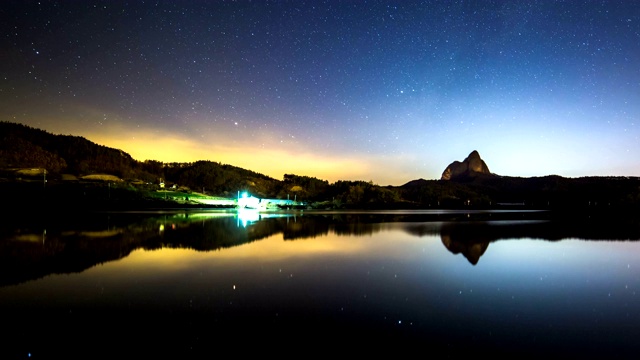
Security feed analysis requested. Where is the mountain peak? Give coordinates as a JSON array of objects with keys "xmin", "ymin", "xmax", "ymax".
[
  {"xmin": 441, "ymin": 150, "xmax": 492, "ymax": 180},
  {"xmin": 467, "ymin": 150, "xmax": 481, "ymax": 159}
]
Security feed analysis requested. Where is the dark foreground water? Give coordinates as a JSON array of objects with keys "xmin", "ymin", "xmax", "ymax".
[{"xmin": 1, "ymin": 209, "xmax": 639, "ymax": 358}]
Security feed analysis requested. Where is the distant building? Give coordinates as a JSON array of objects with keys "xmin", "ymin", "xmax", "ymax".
[{"xmin": 238, "ymin": 194, "xmax": 261, "ymax": 209}]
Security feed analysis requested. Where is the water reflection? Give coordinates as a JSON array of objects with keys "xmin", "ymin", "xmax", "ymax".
[
  {"xmin": 2, "ymin": 210, "xmax": 640, "ymax": 357},
  {"xmin": 1, "ymin": 210, "xmax": 639, "ymax": 286}
]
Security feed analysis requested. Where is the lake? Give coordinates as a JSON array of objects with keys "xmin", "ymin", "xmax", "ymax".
[{"xmin": 1, "ymin": 209, "xmax": 639, "ymax": 358}]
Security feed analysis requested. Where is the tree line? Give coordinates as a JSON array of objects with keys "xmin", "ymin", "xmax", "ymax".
[{"xmin": 2, "ymin": 121, "xmax": 639, "ymax": 210}]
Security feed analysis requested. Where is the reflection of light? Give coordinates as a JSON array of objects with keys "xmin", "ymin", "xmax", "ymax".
[{"xmin": 237, "ymin": 208, "xmax": 260, "ymax": 227}]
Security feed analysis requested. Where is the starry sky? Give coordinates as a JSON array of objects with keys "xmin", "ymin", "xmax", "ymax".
[{"xmin": 1, "ymin": 1, "xmax": 639, "ymax": 185}]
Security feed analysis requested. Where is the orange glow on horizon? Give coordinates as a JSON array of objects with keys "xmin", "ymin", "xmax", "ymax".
[
  {"xmin": 117, "ymin": 228, "xmax": 424, "ymax": 270},
  {"xmin": 80, "ymin": 125, "xmax": 424, "ymax": 185}
]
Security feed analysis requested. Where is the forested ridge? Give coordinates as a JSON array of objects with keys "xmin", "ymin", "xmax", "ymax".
[{"xmin": 2, "ymin": 121, "xmax": 639, "ymax": 210}]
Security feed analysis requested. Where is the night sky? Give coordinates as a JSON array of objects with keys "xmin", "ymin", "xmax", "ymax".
[{"xmin": 2, "ymin": 1, "xmax": 639, "ymax": 185}]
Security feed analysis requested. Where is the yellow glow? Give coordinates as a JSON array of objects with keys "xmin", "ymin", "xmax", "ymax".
[
  {"xmin": 121, "ymin": 228, "xmax": 420, "ymax": 270},
  {"xmin": 27, "ymin": 117, "xmax": 429, "ymax": 185},
  {"xmin": 80, "ymin": 125, "xmax": 408, "ymax": 184}
]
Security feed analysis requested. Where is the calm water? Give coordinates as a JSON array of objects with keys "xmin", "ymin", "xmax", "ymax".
[{"xmin": 1, "ymin": 209, "xmax": 639, "ymax": 358}]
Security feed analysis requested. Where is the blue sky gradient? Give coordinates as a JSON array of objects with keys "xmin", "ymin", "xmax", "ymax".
[{"xmin": 1, "ymin": 1, "xmax": 638, "ymax": 184}]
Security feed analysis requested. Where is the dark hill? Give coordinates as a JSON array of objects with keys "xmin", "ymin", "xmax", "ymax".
[
  {"xmin": 0, "ymin": 122, "xmax": 326, "ymax": 202},
  {"xmin": 399, "ymin": 150, "xmax": 640, "ymax": 211},
  {"xmin": 401, "ymin": 178, "xmax": 429, "ymax": 188},
  {"xmin": 0, "ymin": 121, "xmax": 139, "ymax": 178},
  {"xmin": 2, "ymin": 121, "xmax": 640, "ymax": 211},
  {"xmin": 0, "ymin": 121, "xmax": 280, "ymax": 197}
]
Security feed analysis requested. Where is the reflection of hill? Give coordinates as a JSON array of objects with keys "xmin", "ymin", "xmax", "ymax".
[
  {"xmin": 433, "ymin": 218, "xmax": 640, "ymax": 265},
  {"xmin": 282, "ymin": 216, "xmax": 331, "ymax": 240},
  {"xmin": 0, "ymin": 212, "xmax": 289, "ymax": 287},
  {"xmin": 2, "ymin": 211, "xmax": 640, "ymax": 286},
  {"xmin": 437, "ymin": 217, "xmax": 640, "ymax": 243},
  {"xmin": 2, "ymin": 211, "xmax": 362, "ymax": 287},
  {"xmin": 156, "ymin": 216, "xmax": 282, "ymax": 251},
  {"xmin": 0, "ymin": 227, "xmax": 148, "ymax": 287}
]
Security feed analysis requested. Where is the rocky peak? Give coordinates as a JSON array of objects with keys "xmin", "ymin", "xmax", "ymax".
[{"xmin": 441, "ymin": 150, "xmax": 492, "ymax": 180}]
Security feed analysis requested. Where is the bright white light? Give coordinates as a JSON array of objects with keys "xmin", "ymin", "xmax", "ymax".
[{"xmin": 237, "ymin": 208, "xmax": 260, "ymax": 227}]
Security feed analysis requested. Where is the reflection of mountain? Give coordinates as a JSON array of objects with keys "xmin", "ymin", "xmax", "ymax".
[
  {"xmin": 432, "ymin": 218, "xmax": 640, "ymax": 265},
  {"xmin": 441, "ymin": 234, "xmax": 489, "ymax": 265},
  {"xmin": 2, "ymin": 211, "xmax": 640, "ymax": 286}
]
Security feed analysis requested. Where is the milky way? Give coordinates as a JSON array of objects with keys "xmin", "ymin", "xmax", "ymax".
[{"xmin": 1, "ymin": 1, "xmax": 639, "ymax": 185}]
